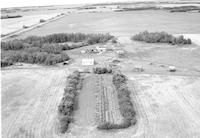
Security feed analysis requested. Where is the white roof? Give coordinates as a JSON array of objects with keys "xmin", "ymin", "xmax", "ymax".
[{"xmin": 82, "ymin": 58, "xmax": 95, "ymax": 66}]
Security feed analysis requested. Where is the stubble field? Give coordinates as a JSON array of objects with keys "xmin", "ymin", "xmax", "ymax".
[{"xmin": 1, "ymin": 67, "xmax": 69, "ymax": 138}]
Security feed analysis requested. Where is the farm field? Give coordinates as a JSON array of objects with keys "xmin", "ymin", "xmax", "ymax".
[
  {"xmin": 127, "ymin": 74, "xmax": 200, "ymax": 137},
  {"xmin": 15, "ymin": 10, "xmax": 200, "ymax": 38},
  {"xmin": 1, "ymin": 67, "xmax": 69, "ymax": 138},
  {"xmin": 2, "ymin": 2, "xmax": 200, "ymax": 137}
]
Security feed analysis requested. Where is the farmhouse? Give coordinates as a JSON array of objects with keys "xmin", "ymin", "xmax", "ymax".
[{"xmin": 82, "ymin": 58, "xmax": 95, "ymax": 66}]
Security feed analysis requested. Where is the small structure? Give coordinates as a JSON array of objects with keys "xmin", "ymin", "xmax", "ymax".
[
  {"xmin": 116, "ymin": 50, "xmax": 125, "ymax": 55},
  {"xmin": 96, "ymin": 46, "xmax": 107, "ymax": 53},
  {"xmin": 15, "ymin": 63, "xmax": 23, "ymax": 66},
  {"xmin": 63, "ymin": 61, "xmax": 70, "ymax": 65},
  {"xmin": 81, "ymin": 50, "xmax": 86, "ymax": 54},
  {"xmin": 23, "ymin": 25, "xmax": 29, "ymax": 29},
  {"xmin": 133, "ymin": 65, "xmax": 144, "ymax": 72},
  {"xmin": 86, "ymin": 49, "xmax": 98, "ymax": 54},
  {"xmin": 169, "ymin": 66, "xmax": 176, "ymax": 72},
  {"xmin": 82, "ymin": 58, "xmax": 95, "ymax": 66}
]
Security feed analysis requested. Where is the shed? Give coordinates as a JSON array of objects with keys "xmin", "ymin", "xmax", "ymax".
[
  {"xmin": 169, "ymin": 66, "xmax": 176, "ymax": 72},
  {"xmin": 133, "ymin": 65, "xmax": 144, "ymax": 72},
  {"xmin": 82, "ymin": 58, "xmax": 95, "ymax": 66},
  {"xmin": 116, "ymin": 50, "xmax": 125, "ymax": 55}
]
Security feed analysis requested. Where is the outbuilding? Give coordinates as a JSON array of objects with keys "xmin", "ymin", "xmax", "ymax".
[{"xmin": 82, "ymin": 58, "xmax": 95, "ymax": 66}]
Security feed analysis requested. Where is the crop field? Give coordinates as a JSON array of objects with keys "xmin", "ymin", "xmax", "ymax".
[
  {"xmin": 95, "ymin": 74, "xmax": 123, "ymax": 125},
  {"xmin": 1, "ymin": 67, "xmax": 69, "ymax": 138},
  {"xmin": 128, "ymin": 74, "xmax": 200, "ymax": 137}
]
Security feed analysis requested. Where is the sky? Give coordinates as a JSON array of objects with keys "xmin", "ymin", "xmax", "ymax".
[{"xmin": 0, "ymin": 0, "xmax": 163, "ymax": 8}]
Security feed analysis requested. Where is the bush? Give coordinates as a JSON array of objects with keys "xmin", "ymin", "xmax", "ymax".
[
  {"xmin": 93, "ymin": 67, "xmax": 112, "ymax": 74},
  {"xmin": 131, "ymin": 31, "xmax": 192, "ymax": 45},
  {"xmin": 39, "ymin": 19, "xmax": 46, "ymax": 23},
  {"xmin": 58, "ymin": 71, "xmax": 82, "ymax": 133},
  {"xmin": 1, "ymin": 58, "xmax": 13, "ymax": 67},
  {"xmin": 111, "ymin": 38, "xmax": 117, "ymax": 43}
]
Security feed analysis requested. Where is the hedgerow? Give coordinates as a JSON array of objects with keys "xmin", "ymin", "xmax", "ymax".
[
  {"xmin": 131, "ymin": 31, "xmax": 192, "ymax": 45},
  {"xmin": 58, "ymin": 71, "xmax": 82, "ymax": 133},
  {"xmin": 112, "ymin": 72, "xmax": 136, "ymax": 128}
]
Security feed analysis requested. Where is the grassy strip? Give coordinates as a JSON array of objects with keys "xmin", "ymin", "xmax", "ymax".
[
  {"xmin": 1, "ymin": 33, "xmax": 113, "ymax": 67},
  {"xmin": 131, "ymin": 31, "xmax": 191, "ymax": 45},
  {"xmin": 97, "ymin": 72, "xmax": 136, "ymax": 130},
  {"xmin": 57, "ymin": 71, "xmax": 82, "ymax": 133}
]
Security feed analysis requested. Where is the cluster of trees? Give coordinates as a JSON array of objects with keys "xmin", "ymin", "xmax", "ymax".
[
  {"xmin": 168, "ymin": 6, "xmax": 200, "ymax": 12},
  {"xmin": 58, "ymin": 71, "xmax": 82, "ymax": 133},
  {"xmin": 93, "ymin": 67, "xmax": 112, "ymax": 74},
  {"xmin": 97, "ymin": 72, "xmax": 136, "ymax": 130},
  {"xmin": 131, "ymin": 31, "xmax": 192, "ymax": 45},
  {"xmin": 1, "ymin": 33, "xmax": 113, "ymax": 67},
  {"xmin": 1, "ymin": 51, "xmax": 70, "ymax": 66}
]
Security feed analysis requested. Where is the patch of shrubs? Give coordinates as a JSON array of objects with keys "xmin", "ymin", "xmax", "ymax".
[
  {"xmin": 97, "ymin": 72, "xmax": 136, "ymax": 130},
  {"xmin": 1, "ymin": 33, "xmax": 113, "ymax": 67},
  {"xmin": 131, "ymin": 31, "xmax": 192, "ymax": 45},
  {"xmin": 93, "ymin": 67, "xmax": 112, "ymax": 74},
  {"xmin": 58, "ymin": 71, "xmax": 82, "ymax": 133}
]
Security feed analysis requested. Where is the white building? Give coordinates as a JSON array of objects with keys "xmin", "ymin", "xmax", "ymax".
[{"xmin": 82, "ymin": 58, "xmax": 95, "ymax": 66}]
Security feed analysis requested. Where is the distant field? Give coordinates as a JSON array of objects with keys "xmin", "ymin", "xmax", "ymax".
[
  {"xmin": 1, "ymin": 68, "xmax": 68, "ymax": 138},
  {"xmin": 17, "ymin": 10, "xmax": 200, "ymax": 38}
]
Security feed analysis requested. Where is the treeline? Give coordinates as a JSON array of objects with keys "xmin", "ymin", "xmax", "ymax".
[
  {"xmin": 1, "ymin": 33, "xmax": 113, "ymax": 67},
  {"xmin": 97, "ymin": 72, "xmax": 136, "ymax": 129},
  {"xmin": 1, "ymin": 15, "xmax": 22, "ymax": 19},
  {"xmin": 166, "ymin": 6, "xmax": 200, "ymax": 12},
  {"xmin": 131, "ymin": 31, "xmax": 192, "ymax": 45},
  {"xmin": 1, "ymin": 51, "xmax": 70, "ymax": 67},
  {"xmin": 58, "ymin": 71, "xmax": 82, "ymax": 133}
]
